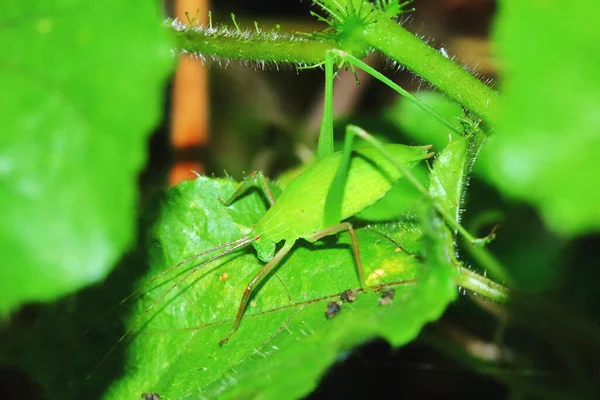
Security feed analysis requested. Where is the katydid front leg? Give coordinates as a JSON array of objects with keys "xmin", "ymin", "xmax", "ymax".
[
  {"xmin": 310, "ymin": 222, "xmax": 369, "ymax": 291},
  {"xmin": 220, "ymin": 170, "xmax": 277, "ymax": 206},
  {"xmin": 314, "ymin": 49, "xmax": 463, "ymax": 166},
  {"xmin": 219, "ymin": 240, "xmax": 296, "ymax": 346},
  {"xmin": 331, "ymin": 49, "xmax": 463, "ymax": 136},
  {"xmin": 317, "ymin": 51, "xmax": 335, "ymax": 159}
]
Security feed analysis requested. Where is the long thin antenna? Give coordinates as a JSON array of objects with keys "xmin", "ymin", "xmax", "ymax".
[
  {"xmin": 86, "ymin": 236, "xmax": 252, "ymax": 333},
  {"xmin": 86, "ymin": 235, "xmax": 259, "ymax": 380}
]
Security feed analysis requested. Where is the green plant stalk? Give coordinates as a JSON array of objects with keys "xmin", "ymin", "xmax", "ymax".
[
  {"xmin": 173, "ymin": 2, "xmax": 499, "ymax": 124},
  {"xmin": 358, "ymin": 18, "xmax": 499, "ymax": 124},
  {"xmin": 455, "ymin": 265, "xmax": 508, "ymax": 303},
  {"xmin": 174, "ymin": 28, "xmax": 337, "ymax": 64},
  {"xmin": 466, "ymin": 243, "xmax": 514, "ymax": 287}
]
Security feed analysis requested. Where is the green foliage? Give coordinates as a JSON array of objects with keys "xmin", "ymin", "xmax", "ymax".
[
  {"xmin": 430, "ymin": 137, "xmax": 470, "ymax": 225},
  {"xmin": 3, "ymin": 0, "xmax": 600, "ymax": 398},
  {"xmin": 101, "ymin": 177, "xmax": 455, "ymax": 399},
  {"xmin": 479, "ymin": 1, "xmax": 600, "ymax": 236},
  {"xmin": 0, "ymin": 1, "xmax": 173, "ymax": 314}
]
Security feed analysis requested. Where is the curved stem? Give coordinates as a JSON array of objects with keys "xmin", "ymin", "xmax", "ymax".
[
  {"xmin": 359, "ymin": 19, "xmax": 499, "ymax": 124},
  {"xmin": 455, "ymin": 265, "xmax": 509, "ymax": 303}
]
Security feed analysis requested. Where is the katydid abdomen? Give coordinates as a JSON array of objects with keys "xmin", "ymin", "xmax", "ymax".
[{"xmin": 251, "ymin": 144, "xmax": 432, "ymax": 259}]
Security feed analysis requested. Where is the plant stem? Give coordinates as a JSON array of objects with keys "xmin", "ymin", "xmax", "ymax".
[
  {"xmin": 466, "ymin": 243, "xmax": 513, "ymax": 286},
  {"xmin": 455, "ymin": 265, "xmax": 509, "ymax": 303},
  {"xmin": 358, "ymin": 18, "xmax": 499, "ymax": 124},
  {"xmin": 173, "ymin": 25, "xmax": 337, "ymax": 65}
]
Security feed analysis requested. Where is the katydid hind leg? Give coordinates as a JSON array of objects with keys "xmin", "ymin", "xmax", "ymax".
[
  {"xmin": 310, "ymin": 222, "xmax": 370, "ymax": 293},
  {"xmin": 220, "ymin": 170, "xmax": 277, "ymax": 207},
  {"xmin": 317, "ymin": 51, "xmax": 335, "ymax": 160},
  {"xmin": 323, "ymin": 128, "xmax": 356, "ymax": 228},
  {"xmin": 333, "ymin": 49, "xmax": 462, "ymax": 137},
  {"xmin": 323, "ymin": 123, "xmax": 430, "ymax": 233},
  {"xmin": 346, "ymin": 124, "xmax": 433, "ymax": 197},
  {"xmin": 219, "ymin": 240, "xmax": 296, "ymax": 346}
]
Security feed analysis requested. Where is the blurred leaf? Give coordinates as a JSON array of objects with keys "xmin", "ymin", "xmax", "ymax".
[
  {"xmin": 384, "ymin": 90, "xmax": 465, "ymax": 151},
  {"xmin": 479, "ymin": 1, "xmax": 600, "ymax": 236},
  {"xmin": 99, "ymin": 176, "xmax": 456, "ymax": 399},
  {"xmin": 0, "ymin": 1, "xmax": 173, "ymax": 314}
]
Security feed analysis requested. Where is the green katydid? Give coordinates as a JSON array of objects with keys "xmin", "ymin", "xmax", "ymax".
[
  {"xmin": 133, "ymin": 130, "xmax": 432, "ymax": 343},
  {"xmin": 88, "ymin": 130, "xmax": 432, "ymax": 376}
]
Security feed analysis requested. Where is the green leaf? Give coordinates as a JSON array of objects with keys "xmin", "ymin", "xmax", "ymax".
[
  {"xmin": 424, "ymin": 136, "xmax": 469, "ymax": 269},
  {"xmin": 429, "ymin": 137, "xmax": 470, "ymax": 224},
  {"xmin": 479, "ymin": 1, "xmax": 600, "ymax": 236},
  {"xmin": 101, "ymin": 176, "xmax": 456, "ymax": 399},
  {"xmin": 0, "ymin": 1, "xmax": 173, "ymax": 314},
  {"xmin": 384, "ymin": 90, "xmax": 465, "ymax": 151}
]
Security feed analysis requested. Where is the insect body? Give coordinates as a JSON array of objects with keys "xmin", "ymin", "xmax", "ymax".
[
  {"xmin": 249, "ymin": 143, "xmax": 432, "ymax": 261},
  {"xmin": 325, "ymin": 301, "xmax": 343, "ymax": 318},
  {"xmin": 378, "ymin": 288, "xmax": 396, "ymax": 306},
  {"xmin": 340, "ymin": 289, "xmax": 358, "ymax": 302},
  {"xmin": 216, "ymin": 139, "xmax": 432, "ymax": 344}
]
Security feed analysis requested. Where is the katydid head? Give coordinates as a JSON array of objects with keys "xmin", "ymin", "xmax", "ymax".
[{"xmin": 251, "ymin": 235, "xmax": 276, "ymax": 262}]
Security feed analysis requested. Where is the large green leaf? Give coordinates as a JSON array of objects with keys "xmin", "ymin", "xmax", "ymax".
[
  {"xmin": 98, "ymin": 176, "xmax": 456, "ymax": 399},
  {"xmin": 0, "ymin": 1, "xmax": 173, "ymax": 314},
  {"xmin": 480, "ymin": 1, "xmax": 600, "ymax": 236}
]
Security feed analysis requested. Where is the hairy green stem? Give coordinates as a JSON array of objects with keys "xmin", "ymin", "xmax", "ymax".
[
  {"xmin": 316, "ymin": 0, "xmax": 499, "ymax": 123},
  {"xmin": 466, "ymin": 244, "xmax": 513, "ymax": 286},
  {"xmin": 172, "ymin": 2, "xmax": 499, "ymax": 124},
  {"xmin": 173, "ymin": 25, "xmax": 337, "ymax": 65},
  {"xmin": 358, "ymin": 18, "xmax": 499, "ymax": 124},
  {"xmin": 455, "ymin": 266, "xmax": 509, "ymax": 303}
]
